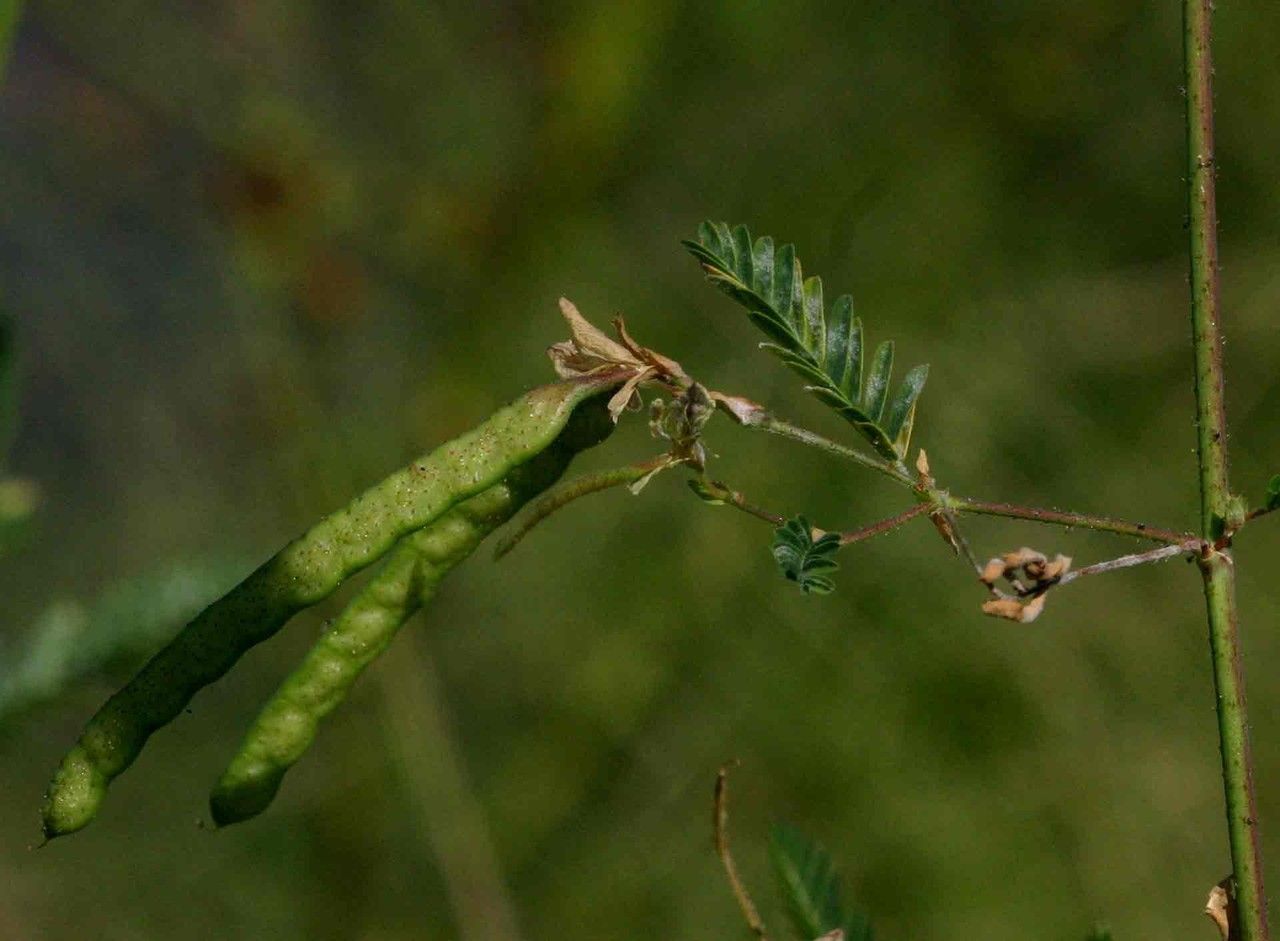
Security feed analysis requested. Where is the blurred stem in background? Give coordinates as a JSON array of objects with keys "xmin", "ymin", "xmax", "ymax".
[
  {"xmin": 0, "ymin": 1, "xmax": 20, "ymax": 73},
  {"xmin": 1182, "ymin": 1, "xmax": 1270, "ymax": 939},
  {"xmin": 376, "ymin": 640, "xmax": 525, "ymax": 941},
  {"xmin": 0, "ymin": 0, "xmax": 36, "ymax": 552}
]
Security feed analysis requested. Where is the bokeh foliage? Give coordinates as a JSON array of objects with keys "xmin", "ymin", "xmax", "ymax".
[{"xmin": 2, "ymin": 2, "xmax": 1280, "ymax": 939}]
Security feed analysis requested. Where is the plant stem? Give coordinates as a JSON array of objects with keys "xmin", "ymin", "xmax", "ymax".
[
  {"xmin": 694, "ymin": 478, "xmax": 786, "ymax": 527},
  {"xmin": 493, "ymin": 457, "xmax": 670, "ymax": 558},
  {"xmin": 748, "ymin": 414, "xmax": 915, "ymax": 486},
  {"xmin": 1183, "ymin": 1, "xmax": 1270, "ymax": 937},
  {"xmin": 838, "ymin": 503, "xmax": 930, "ymax": 546},
  {"xmin": 376, "ymin": 643, "xmax": 525, "ymax": 941},
  {"xmin": 714, "ymin": 765, "xmax": 769, "ymax": 941},
  {"xmin": 1055, "ymin": 542, "xmax": 1195, "ymax": 586},
  {"xmin": 730, "ymin": 408, "xmax": 1201, "ymax": 544},
  {"xmin": 945, "ymin": 496, "xmax": 1195, "ymax": 545}
]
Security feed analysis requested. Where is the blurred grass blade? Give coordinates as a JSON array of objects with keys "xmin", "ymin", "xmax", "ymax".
[{"xmin": 0, "ymin": 556, "xmax": 246, "ymax": 720}]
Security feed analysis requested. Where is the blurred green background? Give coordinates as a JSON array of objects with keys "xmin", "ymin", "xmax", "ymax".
[{"xmin": 3, "ymin": 2, "xmax": 1280, "ymax": 938}]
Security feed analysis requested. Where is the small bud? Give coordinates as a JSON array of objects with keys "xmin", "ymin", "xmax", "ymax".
[
  {"xmin": 982, "ymin": 593, "xmax": 1048, "ymax": 623},
  {"xmin": 1040, "ymin": 554, "xmax": 1072, "ymax": 581},
  {"xmin": 982, "ymin": 598, "xmax": 1026, "ymax": 621},
  {"xmin": 687, "ymin": 479, "xmax": 725, "ymax": 506},
  {"xmin": 710, "ymin": 392, "xmax": 768, "ymax": 426},
  {"xmin": 929, "ymin": 511, "xmax": 960, "ymax": 555},
  {"xmin": 1019, "ymin": 594, "xmax": 1047, "ymax": 623},
  {"xmin": 980, "ymin": 558, "xmax": 1006, "ymax": 586},
  {"xmin": 915, "ymin": 448, "xmax": 931, "ymax": 478}
]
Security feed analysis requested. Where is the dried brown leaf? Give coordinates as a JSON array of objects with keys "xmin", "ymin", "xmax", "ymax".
[
  {"xmin": 606, "ymin": 366, "xmax": 656, "ymax": 422},
  {"xmin": 929, "ymin": 510, "xmax": 961, "ymax": 555},
  {"xmin": 915, "ymin": 448, "xmax": 931, "ymax": 479},
  {"xmin": 709, "ymin": 392, "xmax": 768, "ymax": 426},
  {"xmin": 1205, "ymin": 878, "xmax": 1236, "ymax": 941},
  {"xmin": 613, "ymin": 316, "xmax": 689, "ymax": 382},
  {"xmin": 559, "ymin": 298, "xmax": 640, "ymax": 365}
]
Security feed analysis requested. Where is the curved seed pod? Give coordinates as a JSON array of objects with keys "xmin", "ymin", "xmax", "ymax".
[
  {"xmin": 42, "ymin": 375, "xmax": 624, "ymax": 839},
  {"xmin": 208, "ymin": 408, "xmax": 613, "ymax": 826}
]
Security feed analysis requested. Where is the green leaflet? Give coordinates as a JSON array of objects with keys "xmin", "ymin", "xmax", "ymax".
[
  {"xmin": 684, "ymin": 222, "xmax": 928, "ymax": 462},
  {"xmin": 770, "ymin": 822, "xmax": 873, "ymax": 941},
  {"xmin": 771, "ymin": 517, "xmax": 840, "ymax": 595},
  {"xmin": 1266, "ymin": 475, "xmax": 1280, "ymax": 511}
]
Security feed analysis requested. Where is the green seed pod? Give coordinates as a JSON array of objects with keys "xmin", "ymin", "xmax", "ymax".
[
  {"xmin": 208, "ymin": 407, "xmax": 613, "ymax": 826},
  {"xmin": 42, "ymin": 375, "xmax": 623, "ymax": 839}
]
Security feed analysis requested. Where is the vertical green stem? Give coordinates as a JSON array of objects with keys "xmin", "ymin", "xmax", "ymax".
[{"xmin": 1183, "ymin": 2, "xmax": 1270, "ymax": 938}]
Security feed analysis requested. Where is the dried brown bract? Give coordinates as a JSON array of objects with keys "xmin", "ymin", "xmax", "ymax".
[
  {"xmin": 1205, "ymin": 877, "xmax": 1237, "ymax": 940},
  {"xmin": 549, "ymin": 298, "xmax": 689, "ymax": 421}
]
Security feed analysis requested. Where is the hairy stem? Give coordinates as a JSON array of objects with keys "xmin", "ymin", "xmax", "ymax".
[
  {"xmin": 714, "ymin": 765, "xmax": 769, "ymax": 941},
  {"xmin": 1244, "ymin": 505, "xmax": 1278, "ymax": 525},
  {"xmin": 493, "ymin": 457, "xmax": 670, "ymax": 558},
  {"xmin": 748, "ymin": 414, "xmax": 914, "ymax": 486},
  {"xmin": 945, "ymin": 496, "xmax": 1195, "ymax": 545},
  {"xmin": 838, "ymin": 503, "xmax": 930, "ymax": 546},
  {"xmin": 1056, "ymin": 542, "xmax": 1195, "ymax": 586},
  {"xmin": 1183, "ymin": 1, "xmax": 1269, "ymax": 937},
  {"xmin": 731, "ymin": 407, "xmax": 1200, "ymax": 545},
  {"xmin": 694, "ymin": 478, "xmax": 786, "ymax": 527}
]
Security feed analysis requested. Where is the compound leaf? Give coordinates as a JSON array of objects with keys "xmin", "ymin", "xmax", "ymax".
[
  {"xmin": 685, "ymin": 223, "xmax": 927, "ymax": 461},
  {"xmin": 771, "ymin": 517, "xmax": 841, "ymax": 595}
]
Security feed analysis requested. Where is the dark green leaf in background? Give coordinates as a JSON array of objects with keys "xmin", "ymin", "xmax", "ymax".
[{"xmin": 770, "ymin": 822, "xmax": 873, "ymax": 941}]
